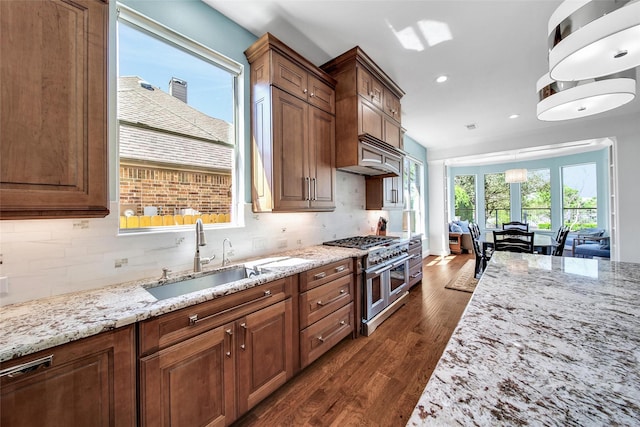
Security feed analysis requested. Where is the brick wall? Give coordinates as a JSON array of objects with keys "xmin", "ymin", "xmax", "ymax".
[{"xmin": 120, "ymin": 165, "xmax": 232, "ymax": 216}]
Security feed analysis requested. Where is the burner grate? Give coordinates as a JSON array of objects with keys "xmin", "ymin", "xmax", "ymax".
[{"xmin": 323, "ymin": 235, "xmax": 395, "ymax": 250}]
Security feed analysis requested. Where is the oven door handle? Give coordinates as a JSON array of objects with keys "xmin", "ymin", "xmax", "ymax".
[
  {"xmin": 367, "ymin": 254, "xmax": 411, "ymax": 275},
  {"xmin": 390, "ymin": 255, "xmax": 411, "ymax": 268}
]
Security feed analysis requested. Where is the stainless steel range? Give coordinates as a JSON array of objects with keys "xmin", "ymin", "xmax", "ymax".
[{"xmin": 324, "ymin": 235, "xmax": 410, "ymax": 336}]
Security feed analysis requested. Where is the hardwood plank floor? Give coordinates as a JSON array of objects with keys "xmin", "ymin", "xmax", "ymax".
[{"xmin": 233, "ymin": 253, "xmax": 474, "ymax": 427}]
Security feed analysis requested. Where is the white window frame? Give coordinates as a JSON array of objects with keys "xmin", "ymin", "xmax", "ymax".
[{"xmin": 116, "ymin": 4, "xmax": 244, "ymax": 233}]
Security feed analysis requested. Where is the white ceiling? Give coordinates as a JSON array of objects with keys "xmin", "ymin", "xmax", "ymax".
[{"xmin": 204, "ymin": 0, "xmax": 640, "ymax": 156}]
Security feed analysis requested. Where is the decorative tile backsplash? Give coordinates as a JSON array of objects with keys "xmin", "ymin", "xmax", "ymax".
[{"xmin": 0, "ymin": 171, "xmax": 390, "ymax": 306}]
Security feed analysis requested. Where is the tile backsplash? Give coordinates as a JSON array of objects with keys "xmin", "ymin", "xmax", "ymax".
[{"xmin": 0, "ymin": 171, "xmax": 390, "ymax": 306}]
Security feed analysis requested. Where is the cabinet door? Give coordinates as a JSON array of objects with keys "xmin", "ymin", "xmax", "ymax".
[
  {"xmin": 383, "ymin": 176, "xmax": 404, "ymax": 209},
  {"xmin": 356, "ymin": 67, "xmax": 383, "ymax": 109},
  {"xmin": 237, "ymin": 299, "xmax": 293, "ymax": 415},
  {"xmin": 0, "ymin": 0, "xmax": 109, "ymax": 219},
  {"xmin": 308, "ymin": 74, "xmax": 335, "ymax": 114},
  {"xmin": 384, "ymin": 116, "xmax": 402, "ymax": 149},
  {"xmin": 308, "ymin": 106, "xmax": 336, "ymax": 210},
  {"xmin": 1, "ymin": 326, "xmax": 135, "ymax": 427},
  {"xmin": 358, "ymin": 98, "xmax": 383, "ymax": 141},
  {"xmin": 383, "ymin": 87, "xmax": 401, "ymax": 122},
  {"xmin": 271, "ymin": 51, "xmax": 309, "ymax": 100},
  {"xmin": 272, "ymin": 88, "xmax": 310, "ymax": 210},
  {"xmin": 139, "ymin": 325, "xmax": 235, "ymax": 427}
]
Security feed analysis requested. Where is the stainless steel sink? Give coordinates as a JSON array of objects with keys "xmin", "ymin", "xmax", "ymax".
[{"xmin": 144, "ymin": 265, "xmax": 265, "ymax": 301}]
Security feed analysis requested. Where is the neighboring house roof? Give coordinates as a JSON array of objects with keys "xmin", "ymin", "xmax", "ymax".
[
  {"xmin": 119, "ymin": 124, "xmax": 232, "ymax": 171},
  {"xmin": 118, "ymin": 76, "xmax": 232, "ymax": 171}
]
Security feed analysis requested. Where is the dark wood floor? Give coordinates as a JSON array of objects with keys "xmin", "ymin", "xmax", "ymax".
[{"xmin": 233, "ymin": 253, "xmax": 474, "ymax": 427}]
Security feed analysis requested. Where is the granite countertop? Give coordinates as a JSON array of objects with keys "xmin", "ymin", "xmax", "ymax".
[
  {"xmin": 408, "ymin": 252, "xmax": 640, "ymax": 426},
  {"xmin": 0, "ymin": 245, "xmax": 365, "ymax": 363}
]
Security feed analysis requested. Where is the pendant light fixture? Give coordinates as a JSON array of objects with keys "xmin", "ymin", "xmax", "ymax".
[
  {"xmin": 548, "ymin": 0, "xmax": 640, "ymax": 82},
  {"xmin": 505, "ymin": 169, "xmax": 528, "ymax": 184},
  {"xmin": 536, "ymin": 69, "xmax": 636, "ymax": 121}
]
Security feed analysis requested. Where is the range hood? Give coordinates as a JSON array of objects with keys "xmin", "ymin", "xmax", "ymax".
[{"xmin": 336, "ymin": 135, "xmax": 403, "ymax": 177}]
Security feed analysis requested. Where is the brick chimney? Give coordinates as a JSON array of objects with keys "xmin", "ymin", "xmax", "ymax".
[{"xmin": 169, "ymin": 77, "xmax": 187, "ymax": 103}]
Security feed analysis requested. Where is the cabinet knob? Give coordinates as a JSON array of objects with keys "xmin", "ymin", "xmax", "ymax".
[
  {"xmin": 303, "ymin": 88, "xmax": 308, "ymax": 94},
  {"xmin": 310, "ymin": 92, "xmax": 314, "ymax": 97}
]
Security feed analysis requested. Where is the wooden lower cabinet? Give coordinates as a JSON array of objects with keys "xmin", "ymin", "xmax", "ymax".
[
  {"xmin": 139, "ymin": 325, "xmax": 235, "ymax": 427},
  {"xmin": 0, "ymin": 326, "xmax": 136, "ymax": 427},
  {"xmin": 236, "ymin": 299, "xmax": 293, "ymax": 415},
  {"xmin": 299, "ymin": 259, "xmax": 355, "ymax": 368},
  {"xmin": 138, "ymin": 281, "xmax": 293, "ymax": 426},
  {"xmin": 408, "ymin": 235, "xmax": 423, "ymax": 288}
]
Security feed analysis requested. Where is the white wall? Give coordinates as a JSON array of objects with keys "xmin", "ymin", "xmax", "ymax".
[
  {"xmin": 428, "ymin": 111, "xmax": 640, "ymax": 263},
  {"xmin": 0, "ymin": 171, "xmax": 392, "ymax": 306}
]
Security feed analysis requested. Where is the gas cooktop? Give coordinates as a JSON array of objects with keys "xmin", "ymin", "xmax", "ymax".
[{"xmin": 323, "ymin": 235, "xmax": 397, "ymax": 250}]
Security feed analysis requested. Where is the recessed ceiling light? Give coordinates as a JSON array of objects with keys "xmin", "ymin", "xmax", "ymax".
[
  {"xmin": 509, "ymin": 114, "xmax": 520, "ymax": 119},
  {"xmin": 435, "ymin": 75, "xmax": 448, "ymax": 83},
  {"xmin": 466, "ymin": 123, "xmax": 477, "ymax": 130}
]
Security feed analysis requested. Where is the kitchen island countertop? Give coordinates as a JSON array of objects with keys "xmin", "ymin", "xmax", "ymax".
[
  {"xmin": 408, "ymin": 251, "xmax": 640, "ymax": 426},
  {"xmin": 0, "ymin": 245, "xmax": 365, "ymax": 362}
]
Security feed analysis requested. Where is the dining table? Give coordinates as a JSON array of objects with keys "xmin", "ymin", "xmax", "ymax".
[
  {"xmin": 479, "ymin": 230, "xmax": 556, "ymax": 255},
  {"xmin": 407, "ymin": 252, "xmax": 640, "ymax": 425}
]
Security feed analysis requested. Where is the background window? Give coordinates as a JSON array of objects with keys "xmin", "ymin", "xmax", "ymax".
[
  {"xmin": 521, "ymin": 169, "xmax": 551, "ymax": 230},
  {"xmin": 117, "ymin": 10, "xmax": 239, "ymax": 231},
  {"xmin": 404, "ymin": 157, "xmax": 424, "ymax": 234},
  {"xmin": 562, "ymin": 163, "xmax": 597, "ymax": 230},
  {"xmin": 454, "ymin": 175, "xmax": 476, "ymax": 222},
  {"xmin": 484, "ymin": 172, "xmax": 510, "ymax": 229}
]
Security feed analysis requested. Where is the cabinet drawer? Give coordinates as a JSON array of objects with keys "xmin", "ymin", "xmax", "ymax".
[
  {"xmin": 300, "ymin": 258, "xmax": 353, "ymax": 292},
  {"xmin": 139, "ymin": 278, "xmax": 291, "ymax": 355},
  {"xmin": 300, "ymin": 303, "xmax": 353, "ymax": 368},
  {"xmin": 271, "ymin": 51, "xmax": 308, "ymax": 100},
  {"xmin": 409, "ymin": 262, "xmax": 423, "ymax": 287},
  {"xmin": 299, "ymin": 274, "xmax": 353, "ymax": 329}
]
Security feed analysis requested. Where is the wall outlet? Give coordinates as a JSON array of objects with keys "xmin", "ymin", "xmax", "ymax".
[
  {"xmin": 0, "ymin": 276, "xmax": 8, "ymax": 294},
  {"xmin": 277, "ymin": 239, "xmax": 287, "ymax": 249},
  {"xmin": 114, "ymin": 258, "xmax": 128, "ymax": 268},
  {"xmin": 73, "ymin": 220, "xmax": 90, "ymax": 229},
  {"xmin": 253, "ymin": 237, "xmax": 266, "ymax": 250}
]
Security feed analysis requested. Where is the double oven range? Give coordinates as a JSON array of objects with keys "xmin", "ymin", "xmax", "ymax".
[{"xmin": 324, "ymin": 235, "xmax": 411, "ymax": 336}]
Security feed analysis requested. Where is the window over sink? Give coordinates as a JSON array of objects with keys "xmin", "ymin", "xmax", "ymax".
[{"xmin": 116, "ymin": 5, "xmax": 242, "ymax": 232}]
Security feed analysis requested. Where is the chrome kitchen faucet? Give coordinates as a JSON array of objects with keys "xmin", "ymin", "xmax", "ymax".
[
  {"xmin": 194, "ymin": 219, "xmax": 214, "ymax": 272},
  {"xmin": 222, "ymin": 238, "xmax": 233, "ymax": 266}
]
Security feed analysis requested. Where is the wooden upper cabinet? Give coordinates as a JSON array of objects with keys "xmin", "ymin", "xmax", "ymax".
[
  {"xmin": 0, "ymin": 0, "xmax": 109, "ymax": 219},
  {"xmin": 246, "ymin": 33, "xmax": 336, "ymax": 212},
  {"xmin": 1, "ymin": 326, "xmax": 136, "ymax": 427},
  {"xmin": 357, "ymin": 67, "xmax": 384, "ymax": 109},
  {"xmin": 383, "ymin": 87, "xmax": 401, "ymax": 123},
  {"xmin": 321, "ymin": 47, "xmax": 405, "ymax": 166}
]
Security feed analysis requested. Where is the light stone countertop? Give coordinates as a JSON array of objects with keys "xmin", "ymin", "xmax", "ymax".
[
  {"xmin": 0, "ymin": 245, "xmax": 365, "ymax": 362},
  {"xmin": 407, "ymin": 252, "xmax": 640, "ymax": 426}
]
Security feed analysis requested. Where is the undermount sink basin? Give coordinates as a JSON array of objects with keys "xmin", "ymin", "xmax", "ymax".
[{"xmin": 144, "ymin": 265, "xmax": 265, "ymax": 301}]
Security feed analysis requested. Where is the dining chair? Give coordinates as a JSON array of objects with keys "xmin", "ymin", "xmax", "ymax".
[
  {"xmin": 493, "ymin": 229, "xmax": 535, "ymax": 253},
  {"xmin": 471, "ymin": 234, "xmax": 486, "ymax": 278},
  {"xmin": 502, "ymin": 221, "xmax": 529, "ymax": 231},
  {"xmin": 552, "ymin": 226, "xmax": 570, "ymax": 256}
]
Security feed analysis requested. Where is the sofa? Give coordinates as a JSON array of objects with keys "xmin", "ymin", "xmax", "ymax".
[
  {"xmin": 564, "ymin": 228, "xmax": 610, "ymax": 258},
  {"xmin": 449, "ymin": 220, "xmax": 473, "ymax": 253}
]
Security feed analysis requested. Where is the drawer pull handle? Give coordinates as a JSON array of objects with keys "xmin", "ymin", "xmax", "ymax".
[
  {"xmin": 225, "ymin": 329, "xmax": 233, "ymax": 358},
  {"xmin": 335, "ymin": 266, "xmax": 345, "ymax": 273},
  {"xmin": 313, "ymin": 272, "xmax": 326, "ymax": 280},
  {"xmin": 317, "ymin": 320, "xmax": 347, "ymax": 343},
  {"xmin": 316, "ymin": 289, "xmax": 348, "ymax": 307},
  {"xmin": 189, "ymin": 290, "xmax": 274, "ymax": 326},
  {"xmin": 1, "ymin": 355, "xmax": 53, "ymax": 379},
  {"xmin": 240, "ymin": 323, "xmax": 247, "ymax": 350},
  {"xmin": 410, "ymin": 272, "xmax": 422, "ymax": 279}
]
